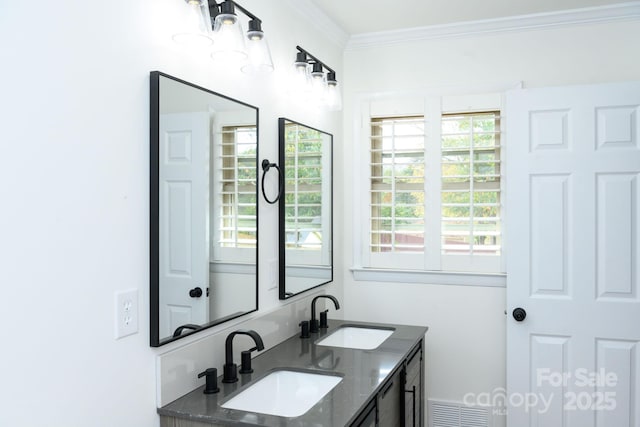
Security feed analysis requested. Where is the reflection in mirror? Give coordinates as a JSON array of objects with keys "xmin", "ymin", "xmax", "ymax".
[
  {"xmin": 278, "ymin": 118, "xmax": 332, "ymax": 299},
  {"xmin": 150, "ymin": 71, "xmax": 258, "ymax": 346}
]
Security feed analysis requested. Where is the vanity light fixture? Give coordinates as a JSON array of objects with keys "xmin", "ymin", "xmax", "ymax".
[
  {"xmin": 173, "ymin": 0, "xmax": 274, "ymax": 74},
  {"xmin": 290, "ymin": 46, "xmax": 342, "ymax": 111}
]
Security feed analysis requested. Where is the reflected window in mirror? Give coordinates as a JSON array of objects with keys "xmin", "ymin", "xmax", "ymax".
[
  {"xmin": 278, "ymin": 118, "xmax": 333, "ymax": 299},
  {"xmin": 150, "ymin": 71, "xmax": 259, "ymax": 347},
  {"xmin": 284, "ymin": 123, "xmax": 323, "ymax": 252},
  {"xmin": 214, "ymin": 124, "xmax": 257, "ymax": 256}
]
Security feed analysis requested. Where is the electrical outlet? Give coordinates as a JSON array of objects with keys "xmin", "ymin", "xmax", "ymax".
[{"xmin": 115, "ymin": 289, "xmax": 138, "ymax": 339}]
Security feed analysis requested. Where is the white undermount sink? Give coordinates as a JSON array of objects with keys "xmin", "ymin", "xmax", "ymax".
[
  {"xmin": 316, "ymin": 326, "xmax": 394, "ymax": 350},
  {"xmin": 221, "ymin": 370, "xmax": 342, "ymax": 417}
]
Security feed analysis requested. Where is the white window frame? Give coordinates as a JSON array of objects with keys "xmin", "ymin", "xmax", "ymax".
[
  {"xmin": 440, "ymin": 110, "xmax": 502, "ymax": 273},
  {"xmin": 352, "ymin": 90, "xmax": 510, "ymax": 286},
  {"xmin": 367, "ymin": 115, "xmax": 426, "ymax": 268},
  {"xmin": 211, "ymin": 109, "xmax": 257, "ymax": 266}
]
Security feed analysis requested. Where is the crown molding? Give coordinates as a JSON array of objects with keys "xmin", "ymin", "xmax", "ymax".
[
  {"xmin": 346, "ymin": 2, "xmax": 640, "ymax": 50},
  {"xmin": 285, "ymin": 0, "xmax": 350, "ymax": 49}
]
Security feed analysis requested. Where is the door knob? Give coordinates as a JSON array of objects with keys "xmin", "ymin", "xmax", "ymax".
[
  {"xmin": 512, "ymin": 307, "xmax": 527, "ymax": 322},
  {"xmin": 189, "ymin": 287, "xmax": 203, "ymax": 298}
]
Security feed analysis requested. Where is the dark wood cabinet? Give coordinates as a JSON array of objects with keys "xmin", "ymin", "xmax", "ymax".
[
  {"xmin": 402, "ymin": 343, "xmax": 423, "ymax": 427},
  {"xmin": 351, "ymin": 339, "xmax": 424, "ymax": 427},
  {"xmin": 378, "ymin": 368, "xmax": 402, "ymax": 427}
]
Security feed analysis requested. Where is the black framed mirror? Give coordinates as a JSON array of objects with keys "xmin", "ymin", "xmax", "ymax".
[
  {"xmin": 150, "ymin": 71, "xmax": 258, "ymax": 346},
  {"xmin": 278, "ymin": 118, "xmax": 333, "ymax": 299}
]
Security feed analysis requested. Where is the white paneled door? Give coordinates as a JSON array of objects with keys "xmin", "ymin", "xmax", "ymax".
[
  {"xmin": 159, "ymin": 112, "xmax": 210, "ymax": 339},
  {"xmin": 506, "ymin": 82, "xmax": 640, "ymax": 427}
]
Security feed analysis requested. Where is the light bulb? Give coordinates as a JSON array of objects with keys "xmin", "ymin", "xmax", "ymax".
[
  {"xmin": 248, "ymin": 31, "xmax": 263, "ymax": 41},
  {"xmin": 222, "ymin": 15, "xmax": 237, "ymax": 25}
]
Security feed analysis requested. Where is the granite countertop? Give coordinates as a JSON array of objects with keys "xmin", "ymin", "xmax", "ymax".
[{"xmin": 158, "ymin": 319, "xmax": 428, "ymax": 426}]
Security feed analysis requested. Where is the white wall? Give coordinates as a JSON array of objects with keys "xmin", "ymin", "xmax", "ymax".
[
  {"xmin": 0, "ymin": 1, "xmax": 343, "ymax": 426},
  {"xmin": 3, "ymin": 2, "xmax": 637, "ymax": 425},
  {"xmin": 341, "ymin": 17, "xmax": 640, "ymax": 423}
]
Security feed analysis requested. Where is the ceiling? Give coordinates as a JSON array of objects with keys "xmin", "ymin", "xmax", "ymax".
[{"xmin": 310, "ymin": 0, "xmax": 629, "ymax": 34}]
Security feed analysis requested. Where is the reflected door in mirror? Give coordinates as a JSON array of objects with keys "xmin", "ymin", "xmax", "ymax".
[{"xmin": 159, "ymin": 112, "xmax": 210, "ymax": 336}]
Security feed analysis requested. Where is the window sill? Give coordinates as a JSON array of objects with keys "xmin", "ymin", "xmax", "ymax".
[
  {"xmin": 350, "ymin": 267, "xmax": 506, "ymax": 287},
  {"xmin": 211, "ymin": 261, "xmax": 256, "ymax": 274}
]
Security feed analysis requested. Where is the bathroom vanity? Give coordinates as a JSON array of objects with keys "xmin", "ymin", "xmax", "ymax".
[{"xmin": 158, "ymin": 320, "xmax": 427, "ymax": 426}]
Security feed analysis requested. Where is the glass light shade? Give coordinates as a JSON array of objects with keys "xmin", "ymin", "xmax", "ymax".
[
  {"xmin": 211, "ymin": 13, "xmax": 247, "ymax": 63},
  {"xmin": 326, "ymin": 81, "xmax": 342, "ymax": 111},
  {"xmin": 172, "ymin": 0, "xmax": 213, "ymax": 47},
  {"xmin": 289, "ymin": 60, "xmax": 311, "ymax": 102},
  {"xmin": 241, "ymin": 30, "xmax": 274, "ymax": 74},
  {"xmin": 310, "ymin": 69, "xmax": 327, "ymax": 105},
  {"xmin": 293, "ymin": 61, "xmax": 309, "ymax": 84}
]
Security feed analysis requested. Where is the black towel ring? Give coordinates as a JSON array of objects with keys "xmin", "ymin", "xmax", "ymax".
[{"xmin": 261, "ymin": 159, "xmax": 283, "ymax": 204}]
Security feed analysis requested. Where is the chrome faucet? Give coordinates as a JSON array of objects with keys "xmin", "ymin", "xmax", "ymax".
[
  {"xmin": 310, "ymin": 295, "xmax": 340, "ymax": 333},
  {"xmin": 222, "ymin": 329, "xmax": 265, "ymax": 383}
]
